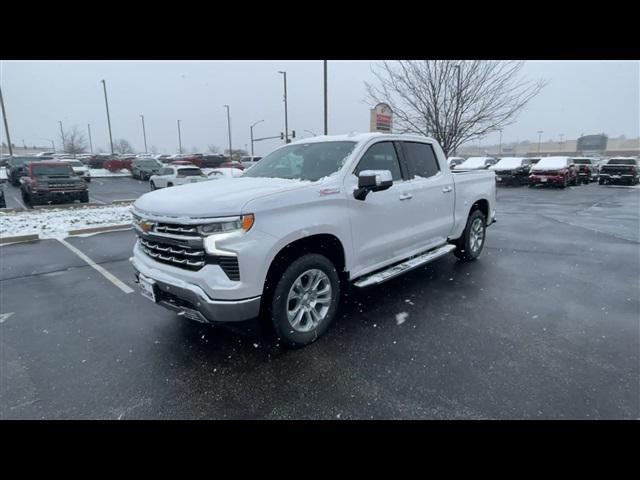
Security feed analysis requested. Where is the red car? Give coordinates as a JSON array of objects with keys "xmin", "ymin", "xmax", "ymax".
[
  {"xmin": 528, "ymin": 156, "xmax": 578, "ymax": 188},
  {"xmin": 219, "ymin": 161, "xmax": 246, "ymax": 170}
]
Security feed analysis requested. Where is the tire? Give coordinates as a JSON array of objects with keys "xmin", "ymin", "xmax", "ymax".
[
  {"xmin": 528, "ymin": 183, "xmax": 534, "ymax": 188},
  {"xmin": 453, "ymin": 209, "xmax": 487, "ymax": 262},
  {"xmin": 599, "ymin": 178, "xmax": 604, "ymax": 185},
  {"xmin": 150, "ymin": 181, "xmax": 156, "ymax": 191},
  {"xmin": 167, "ymin": 182, "xmax": 173, "ymax": 187},
  {"xmin": 80, "ymin": 191, "xmax": 89, "ymax": 203},
  {"xmin": 269, "ymin": 253, "xmax": 341, "ymax": 348},
  {"xmin": 22, "ymin": 189, "xmax": 34, "ymax": 207},
  {"xmin": 559, "ymin": 176, "xmax": 567, "ymax": 189},
  {"xmin": 85, "ymin": 178, "xmax": 91, "ymax": 183}
]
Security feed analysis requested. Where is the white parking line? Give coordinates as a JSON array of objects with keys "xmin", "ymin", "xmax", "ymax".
[
  {"xmin": 57, "ymin": 238, "xmax": 134, "ymax": 294},
  {"xmin": 12, "ymin": 196, "xmax": 26, "ymax": 209},
  {"xmin": 0, "ymin": 312, "xmax": 15, "ymax": 324},
  {"xmin": 90, "ymin": 195, "xmax": 108, "ymax": 205}
]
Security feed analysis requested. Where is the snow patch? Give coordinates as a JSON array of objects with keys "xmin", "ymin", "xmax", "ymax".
[{"xmin": 395, "ymin": 312, "xmax": 409, "ymax": 325}]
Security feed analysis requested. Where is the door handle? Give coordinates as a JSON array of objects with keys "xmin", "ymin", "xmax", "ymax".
[
  {"xmin": 442, "ymin": 186, "xmax": 453, "ymax": 193},
  {"xmin": 399, "ymin": 193, "xmax": 413, "ymax": 201}
]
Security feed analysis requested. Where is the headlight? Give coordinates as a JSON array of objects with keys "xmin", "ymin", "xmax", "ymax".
[{"xmin": 201, "ymin": 214, "xmax": 254, "ymax": 255}]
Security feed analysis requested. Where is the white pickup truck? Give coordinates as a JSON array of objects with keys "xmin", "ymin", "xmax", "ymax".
[{"xmin": 131, "ymin": 133, "xmax": 496, "ymax": 347}]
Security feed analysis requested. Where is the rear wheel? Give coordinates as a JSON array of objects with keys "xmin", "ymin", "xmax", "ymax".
[
  {"xmin": 269, "ymin": 253, "xmax": 340, "ymax": 348},
  {"xmin": 167, "ymin": 182, "xmax": 173, "ymax": 187},
  {"xmin": 80, "ymin": 191, "xmax": 89, "ymax": 203},
  {"xmin": 150, "ymin": 181, "xmax": 156, "ymax": 191},
  {"xmin": 22, "ymin": 189, "xmax": 34, "ymax": 207},
  {"xmin": 453, "ymin": 209, "xmax": 487, "ymax": 262}
]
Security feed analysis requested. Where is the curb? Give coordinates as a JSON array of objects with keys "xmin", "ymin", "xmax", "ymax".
[
  {"xmin": 34, "ymin": 203, "xmax": 101, "ymax": 210},
  {"xmin": 111, "ymin": 199, "xmax": 137, "ymax": 205},
  {"xmin": 67, "ymin": 224, "xmax": 132, "ymax": 236},
  {"xmin": 0, "ymin": 208, "xmax": 19, "ymax": 214},
  {"xmin": 0, "ymin": 234, "xmax": 40, "ymax": 245}
]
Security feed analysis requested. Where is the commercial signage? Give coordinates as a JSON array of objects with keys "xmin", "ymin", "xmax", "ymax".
[{"xmin": 370, "ymin": 103, "xmax": 393, "ymax": 133}]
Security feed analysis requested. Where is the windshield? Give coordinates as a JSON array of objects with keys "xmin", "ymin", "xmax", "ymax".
[
  {"xmin": 244, "ymin": 141, "xmax": 357, "ymax": 181},
  {"xmin": 9, "ymin": 157, "xmax": 36, "ymax": 167},
  {"xmin": 460, "ymin": 157, "xmax": 492, "ymax": 168},
  {"xmin": 492, "ymin": 158, "xmax": 524, "ymax": 169},
  {"xmin": 32, "ymin": 164, "xmax": 74, "ymax": 176},
  {"xmin": 607, "ymin": 159, "xmax": 636, "ymax": 165},
  {"xmin": 176, "ymin": 168, "xmax": 203, "ymax": 177}
]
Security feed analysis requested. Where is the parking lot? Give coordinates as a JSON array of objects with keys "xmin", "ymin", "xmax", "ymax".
[
  {"xmin": 1, "ymin": 176, "xmax": 150, "ymax": 210},
  {"xmin": 1, "ymin": 181, "xmax": 638, "ymax": 419}
]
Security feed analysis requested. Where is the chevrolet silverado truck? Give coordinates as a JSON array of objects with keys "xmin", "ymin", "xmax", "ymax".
[
  {"xmin": 20, "ymin": 161, "xmax": 89, "ymax": 207},
  {"xmin": 598, "ymin": 157, "xmax": 639, "ymax": 185},
  {"xmin": 130, "ymin": 133, "xmax": 496, "ymax": 347}
]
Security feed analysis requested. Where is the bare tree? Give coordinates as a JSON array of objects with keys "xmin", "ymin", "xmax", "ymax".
[
  {"xmin": 60, "ymin": 125, "xmax": 87, "ymax": 157},
  {"xmin": 366, "ymin": 61, "xmax": 547, "ymax": 157},
  {"xmin": 113, "ymin": 139, "xmax": 135, "ymax": 155},
  {"xmin": 207, "ymin": 144, "xmax": 220, "ymax": 154}
]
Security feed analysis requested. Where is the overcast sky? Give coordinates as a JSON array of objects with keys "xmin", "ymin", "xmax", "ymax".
[{"xmin": 1, "ymin": 60, "xmax": 638, "ymax": 155}]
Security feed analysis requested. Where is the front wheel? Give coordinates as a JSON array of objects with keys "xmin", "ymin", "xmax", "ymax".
[
  {"xmin": 150, "ymin": 181, "xmax": 156, "ymax": 191},
  {"xmin": 269, "ymin": 253, "xmax": 341, "ymax": 348},
  {"xmin": 453, "ymin": 209, "xmax": 487, "ymax": 261},
  {"xmin": 80, "ymin": 191, "xmax": 89, "ymax": 203}
]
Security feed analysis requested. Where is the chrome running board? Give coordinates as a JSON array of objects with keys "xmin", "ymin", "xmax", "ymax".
[{"xmin": 353, "ymin": 244, "xmax": 456, "ymax": 288}]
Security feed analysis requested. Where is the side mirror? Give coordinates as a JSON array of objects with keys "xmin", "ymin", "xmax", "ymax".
[{"xmin": 354, "ymin": 170, "xmax": 393, "ymax": 201}]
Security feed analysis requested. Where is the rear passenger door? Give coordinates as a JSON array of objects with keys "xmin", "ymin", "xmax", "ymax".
[{"xmin": 397, "ymin": 141, "xmax": 455, "ymax": 247}]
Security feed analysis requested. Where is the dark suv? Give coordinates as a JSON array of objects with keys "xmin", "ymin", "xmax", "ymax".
[
  {"xmin": 20, "ymin": 161, "xmax": 89, "ymax": 207},
  {"xmin": 598, "ymin": 158, "xmax": 639, "ymax": 185},
  {"xmin": 6, "ymin": 156, "xmax": 49, "ymax": 186},
  {"xmin": 490, "ymin": 157, "xmax": 537, "ymax": 185},
  {"xmin": 572, "ymin": 157, "xmax": 597, "ymax": 184},
  {"xmin": 131, "ymin": 158, "xmax": 162, "ymax": 180}
]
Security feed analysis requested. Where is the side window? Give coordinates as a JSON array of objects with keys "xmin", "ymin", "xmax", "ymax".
[
  {"xmin": 402, "ymin": 142, "xmax": 440, "ymax": 179},
  {"xmin": 354, "ymin": 142, "xmax": 402, "ymax": 181}
]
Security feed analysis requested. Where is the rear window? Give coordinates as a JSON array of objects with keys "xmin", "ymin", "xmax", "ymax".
[
  {"xmin": 177, "ymin": 168, "xmax": 203, "ymax": 176},
  {"xmin": 402, "ymin": 142, "xmax": 440, "ymax": 178},
  {"xmin": 607, "ymin": 159, "xmax": 636, "ymax": 165},
  {"xmin": 32, "ymin": 164, "xmax": 74, "ymax": 176},
  {"xmin": 573, "ymin": 159, "xmax": 592, "ymax": 165}
]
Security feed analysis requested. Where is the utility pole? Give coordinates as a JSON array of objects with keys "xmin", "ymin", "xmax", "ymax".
[
  {"xmin": 87, "ymin": 124, "xmax": 93, "ymax": 153},
  {"xmin": 140, "ymin": 114, "xmax": 148, "ymax": 154},
  {"xmin": 559, "ymin": 133, "xmax": 564, "ymax": 151},
  {"xmin": 101, "ymin": 79, "xmax": 114, "ymax": 155},
  {"xmin": 323, "ymin": 60, "xmax": 328, "ymax": 135},
  {"xmin": 0, "ymin": 86, "xmax": 13, "ymax": 156},
  {"xmin": 278, "ymin": 71, "xmax": 289, "ymax": 143},
  {"xmin": 177, "ymin": 120, "xmax": 183, "ymax": 154},
  {"xmin": 537, "ymin": 130, "xmax": 543, "ymax": 154},
  {"xmin": 224, "ymin": 105, "xmax": 232, "ymax": 159},
  {"xmin": 250, "ymin": 119, "xmax": 264, "ymax": 156},
  {"xmin": 59, "ymin": 120, "xmax": 65, "ymax": 153}
]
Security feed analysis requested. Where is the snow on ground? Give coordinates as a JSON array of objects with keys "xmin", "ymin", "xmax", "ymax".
[
  {"xmin": 395, "ymin": 312, "xmax": 409, "ymax": 325},
  {"xmin": 90, "ymin": 168, "xmax": 131, "ymax": 177},
  {"xmin": 0, "ymin": 204, "xmax": 133, "ymax": 239}
]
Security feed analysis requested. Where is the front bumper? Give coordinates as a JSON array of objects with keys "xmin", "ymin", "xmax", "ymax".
[
  {"xmin": 529, "ymin": 175, "xmax": 565, "ymax": 186},
  {"xmin": 130, "ymin": 255, "xmax": 261, "ymax": 323}
]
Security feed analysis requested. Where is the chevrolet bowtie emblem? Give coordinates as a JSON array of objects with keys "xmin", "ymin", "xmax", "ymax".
[{"xmin": 138, "ymin": 220, "xmax": 154, "ymax": 233}]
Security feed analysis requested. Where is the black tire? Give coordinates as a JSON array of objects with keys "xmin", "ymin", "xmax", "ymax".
[
  {"xmin": 80, "ymin": 191, "xmax": 89, "ymax": 203},
  {"xmin": 453, "ymin": 209, "xmax": 487, "ymax": 262},
  {"xmin": 528, "ymin": 183, "xmax": 534, "ymax": 188},
  {"xmin": 22, "ymin": 189, "xmax": 34, "ymax": 207},
  {"xmin": 598, "ymin": 178, "xmax": 604, "ymax": 185},
  {"xmin": 167, "ymin": 182, "xmax": 173, "ymax": 187},
  {"xmin": 85, "ymin": 177, "xmax": 91, "ymax": 183},
  {"xmin": 150, "ymin": 181, "xmax": 156, "ymax": 191},
  {"xmin": 269, "ymin": 253, "xmax": 341, "ymax": 348}
]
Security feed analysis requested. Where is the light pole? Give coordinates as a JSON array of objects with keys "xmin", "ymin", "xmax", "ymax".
[
  {"xmin": 537, "ymin": 130, "xmax": 543, "ymax": 154},
  {"xmin": 278, "ymin": 71, "xmax": 289, "ymax": 143},
  {"xmin": 224, "ymin": 105, "xmax": 232, "ymax": 159},
  {"xmin": 323, "ymin": 60, "xmax": 328, "ymax": 135},
  {"xmin": 58, "ymin": 120, "xmax": 65, "ymax": 153},
  {"xmin": 100, "ymin": 79, "xmax": 114, "ymax": 155},
  {"xmin": 0, "ymin": 86, "xmax": 13, "ymax": 156},
  {"xmin": 87, "ymin": 124, "xmax": 93, "ymax": 153},
  {"xmin": 140, "ymin": 114, "xmax": 148, "ymax": 154},
  {"xmin": 177, "ymin": 120, "xmax": 183, "ymax": 154},
  {"xmin": 559, "ymin": 133, "xmax": 564, "ymax": 152},
  {"xmin": 250, "ymin": 119, "xmax": 264, "ymax": 156}
]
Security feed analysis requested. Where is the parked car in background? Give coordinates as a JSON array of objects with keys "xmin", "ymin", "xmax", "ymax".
[
  {"xmin": 454, "ymin": 157, "xmax": 497, "ymax": 170},
  {"xmin": 240, "ymin": 156, "xmax": 263, "ymax": 169},
  {"xmin": 489, "ymin": 157, "xmax": 534, "ymax": 185},
  {"xmin": 598, "ymin": 157, "xmax": 639, "ymax": 185},
  {"xmin": 36, "ymin": 151, "xmax": 56, "ymax": 157},
  {"xmin": 132, "ymin": 158, "xmax": 162, "ymax": 180},
  {"xmin": 447, "ymin": 157, "xmax": 465, "ymax": 169},
  {"xmin": 88, "ymin": 154, "xmax": 112, "ymax": 168},
  {"xmin": 149, "ymin": 165, "xmax": 209, "ymax": 190},
  {"xmin": 0, "ymin": 180, "xmax": 6, "ymax": 208},
  {"xmin": 62, "ymin": 159, "xmax": 91, "ymax": 182},
  {"xmin": 200, "ymin": 155, "xmax": 226, "ymax": 168},
  {"xmin": 20, "ymin": 161, "xmax": 89, "ymax": 207},
  {"xmin": 571, "ymin": 157, "xmax": 597, "ymax": 184},
  {"xmin": 6, "ymin": 156, "xmax": 43, "ymax": 186},
  {"xmin": 155, "ymin": 154, "xmax": 172, "ymax": 163},
  {"xmin": 219, "ymin": 161, "xmax": 246, "ymax": 170},
  {"xmin": 528, "ymin": 156, "xmax": 578, "ymax": 188},
  {"xmin": 207, "ymin": 167, "xmax": 244, "ymax": 179}
]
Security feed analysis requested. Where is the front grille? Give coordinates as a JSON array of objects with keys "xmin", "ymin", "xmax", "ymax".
[
  {"xmin": 218, "ymin": 257, "xmax": 240, "ymax": 281},
  {"xmin": 48, "ymin": 183, "xmax": 79, "ymax": 189},
  {"xmin": 153, "ymin": 222, "xmax": 198, "ymax": 236},
  {"xmin": 140, "ymin": 238, "xmax": 205, "ymax": 270},
  {"xmin": 495, "ymin": 170, "xmax": 514, "ymax": 175},
  {"xmin": 532, "ymin": 170, "xmax": 561, "ymax": 176}
]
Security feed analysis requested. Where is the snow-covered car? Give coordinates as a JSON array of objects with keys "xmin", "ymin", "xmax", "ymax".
[
  {"xmin": 131, "ymin": 158, "xmax": 162, "ymax": 180},
  {"xmin": 131, "ymin": 132, "xmax": 497, "ymax": 348},
  {"xmin": 528, "ymin": 156, "xmax": 578, "ymax": 188},
  {"xmin": 149, "ymin": 165, "xmax": 208, "ymax": 190},
  {"xmin": 489, "ymin": 157, "xmax": 535, "ymax": 186},
  {"xmin": 598, "ymin": 157, "xmax": 639, "ymax": 185},
  {"xmin": 454, "ymin": 157, "xmax": 497, "ymax": 170},
  {"xmin": 447, "ymin": 157, "xmax": 465, "ymax": 169},
  {"xmin": 62, "ymin": 159, "xmax": 91, "ymax": 182},
  {"xmin": 240, "ymin": 156, "xmax": 263, "ymax": 169},
  {"xmin": 207, "ymin": 167, "xmax": 244, "ymax": 179}
]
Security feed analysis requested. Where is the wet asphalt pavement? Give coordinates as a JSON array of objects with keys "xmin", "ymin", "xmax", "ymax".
[{"xmin": 1, "ymin": 182, "xmax": 638, "ymax": 419}]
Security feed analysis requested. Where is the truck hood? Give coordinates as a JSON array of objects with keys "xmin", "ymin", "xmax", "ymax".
[{"xmin": 133, "ymin": 176, "xmax": 314, "ymax": 218}]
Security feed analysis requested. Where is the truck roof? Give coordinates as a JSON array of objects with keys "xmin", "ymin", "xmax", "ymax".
[{"xmin": 287, "ymin": 132, "xmax": 436, "ymax": 145}]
